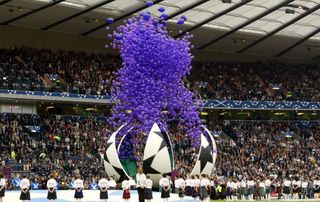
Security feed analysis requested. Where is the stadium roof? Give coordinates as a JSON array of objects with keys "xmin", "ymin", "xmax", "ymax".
[{"xmin": 0, "ymin": 0, "xmax": 319, "ymax": 60}]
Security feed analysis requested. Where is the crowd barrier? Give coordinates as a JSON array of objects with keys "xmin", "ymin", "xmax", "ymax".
[{"xmin": 1, "ymin": 89, "xmax": 320, "ymax": 110}]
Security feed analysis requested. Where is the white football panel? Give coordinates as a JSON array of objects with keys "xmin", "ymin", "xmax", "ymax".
[
  {"xmin": 143, "ymin": 123, "xmax": 163, "ymax": 160},
  {"xmin": 104, "ymin": 160, "xmax": 121, "ymax": 180},
  {"xmin": 151, "ymin": 147, "xmax": 172, "ymax": 174},
  {"xmin": 201, "ymin": 162, "xmax": 214, "ymax": 175}
]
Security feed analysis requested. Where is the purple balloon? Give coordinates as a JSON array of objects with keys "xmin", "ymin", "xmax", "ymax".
[
  {"xmin": 146, "ymin": 1, "xmax": 153, "ymax": 7},
  {"xmin": 160, "ymin": 13, "xmax": 169, "ymax": 20},
  {"xmin": 181, "ymin": 15, "xmax": 187, "ymax": 21},
  {"xmin": 106, "ymin": 13, "xmax": 202, "ymax": 160},
  {"xmin": 106, "ymin": 18, "xmax": 114, "ymax": 23},
  {"xmin": 158, "ymin": 7, "xmax": 165, "ymax": 13},
  {"xmin": 143, "ymin": 14, "xmax": 151, "ymax": 21},
  {"xmin": 177, "ymin": 19, "xmax": 185, "ymax": 25}
]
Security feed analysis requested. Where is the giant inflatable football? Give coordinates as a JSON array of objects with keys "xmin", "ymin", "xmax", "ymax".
[{"xmin": 101, "ymin": 123, "xmax": 217, "ymax": 182}]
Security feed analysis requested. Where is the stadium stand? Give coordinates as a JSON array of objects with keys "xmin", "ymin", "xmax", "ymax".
[
  {"xmin": 0, "ymin": 0, "xmax": 319, "ymax": 200},
  {"xmin": 1, "ymin": 47, "xmax": 319, "ymax": 101}
]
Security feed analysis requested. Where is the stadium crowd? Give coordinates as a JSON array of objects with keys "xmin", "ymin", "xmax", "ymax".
[
  {"xmin": 0, "ymin": 113, "xmax": 107, "ymax": 190},
  {"xmin": 214, "ymin": 121, "xmax": 320, "ymax": 200},
  {"xmin": 0, "ymin": 47, "xmax": 119, "ymax": 95},
  {"xmin": 216, "ymin": 121, "xmax": 320, "ymax": 179},
  {"xmin": 1, "ymin": 46, "xmax": 320, "ymax": 200},
  {"xmin": 1, "ymin": 47, "xmax": 319, "ymax": 101},
  {"xmin": 188, "ymin": 61, "xmax": 320, "ymax": 101},
  {"xmin": 1, "ymin": 111, "xmax": 320, "ymax": 199}
]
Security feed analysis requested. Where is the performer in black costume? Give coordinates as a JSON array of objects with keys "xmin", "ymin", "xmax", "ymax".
[
  {"xmin": 47, "ymin": 174, "xmax": 58, "ymax": 201},
  {"xmin": 98, "ymin": 174, "xmax": 109, "ymax": 202},
  {"xmin": 19, "ymin": 175, "xmax": 31, "ymax": 201}
]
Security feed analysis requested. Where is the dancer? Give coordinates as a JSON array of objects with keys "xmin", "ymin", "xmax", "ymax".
[
  {"xmin": 240, "ymin": 177, "xmax": 247, "ymax": 200},
  {"xmin": 160, "ymin": 174, "xmax": 170, "ymax": 202},
  {"xmin": 292, "ymin": 176, "xmax": 300, "ymax": 199},
  {"xmin": 185, "ymin": 175, "xmax": 192, "ymax": 197},
  {"xmin": 199, "ymin": 174, "xmax": 210, "ymax": 202},
  {"xmin": 0, "ymin": 172, "xmax": 6, "ymax": 202},
  {"xmin": 265, "ymin": 177, "xmax": 272, "ymax": 201},
  {"xmin": 194, "ymin": 175, "xmax": 200, "ymax": 200},
  {"xmin": 231, "ymin": 178, "xmax": 238, "ymax": 201},
  {"xmin": 247, "ymin": 177, "xmax": 254, "ymax": 201},
  {"xmin": 122, "ymin": 176, "xmax": 131, "ymax": 202},
  {"xmin": 98, "ymin": 174, "xmax": 109, "ymax": 202},
  {"xmin": 19, "ymin": 175, "xmax": 31, "ymax": 202},
  {"xmin": 190, "ymin": 175, "xmax": 197, "ymax": 201},
  {"xmin": 47, "ymin": 174, "xmax": 57, "ymax": 201},
  {"xmin": 226, "ymin": 178, "xmax": 232, "ymax": 201},
  {"xmin": 301, "ymin": 177, "xmax": 308, "ymax": 199},
  {"xmin": 108, "ymin": 176, "xmax": 117, "ymax": 190},
  {"xmin": 259, "ymin": 178, "xmax": 266, "ymax": 200},
  {"xmin": 145, "ymin": 175, "xmax": 153, "ymax": 202},
  {"xmin": 276, "ymin": 178, "xmax": 283, "ymax": 199},
  {"xmin": 74, "ymin": 175, "xmax": 84, "ymax": 201},
  {"xmin": 283, "ymin": 177, "xmax": 291, "ymax": 199},
  {"xmin": 209, "ymin": 176, "xmax": 216, "ymax": 200},
  {"xmin": 136, "ymin": 166, "xmax": 146, "ymax": 202},
  {"xmin": 129, "ymin": 176, "xmax": 136, "ymax": 190},
  {"xmin": 174, "ymin": 175, "xmax": 185, "ymax": 202}
]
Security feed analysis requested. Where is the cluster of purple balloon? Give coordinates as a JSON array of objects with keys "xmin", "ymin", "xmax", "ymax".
[
  {"xmin": 106, "ymin": 10, "xmax": 201, "ymax": 160},
  {"xmin": 116, "ymin": 131, "xmax": 139, "ymax": 161}
]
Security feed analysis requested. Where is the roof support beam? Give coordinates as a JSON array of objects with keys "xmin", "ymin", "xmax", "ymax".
[
  {"xmin": 198, "ymin": 0, "xmax": 295, "ymax": 49},
  {"xmin": 275, "ymin": 27, "xmax": 320, "ymax": 57},
  {"xmin": 81, "ymin": 0, "xmax": 165, "ymax": 36},
  {"xmin": 42, "ymin": 0, "xmax": 115, "ymax": 30},
  {"xmin": 0, "ymin": 0, "xmax": 65, "ymax": 25},
  {"xmin": 0, "ymin": 0, "xmax": 12, "ymax": 6},
  {"xmin": 238, "ymin": 4, "xmax": 320, "ymax": 53},
  {"xmin": 174, "ymin": 0, "xmax": 253, "ymax": 38}
]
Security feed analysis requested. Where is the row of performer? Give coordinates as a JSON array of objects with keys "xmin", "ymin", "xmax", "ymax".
[
  {"xmin": 4, "ymin": 171, "xmax": 320, "ymax": 201},
  {"xmin": 0, "ymin": 171, "xmax": 215, "ymax": 202},
  {"xmin": 226, "ymin": 177, "xmax": 320, "ymax": 200}
]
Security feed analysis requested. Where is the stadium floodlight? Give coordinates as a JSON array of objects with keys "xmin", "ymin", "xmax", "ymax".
[{"xmin": 285, "ymin": 8, "xmax": 295, "ymax": 14}]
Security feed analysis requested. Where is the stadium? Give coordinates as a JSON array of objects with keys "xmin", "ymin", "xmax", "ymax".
[{"xmin": 0, "ymin": 0, "xmax": 320, "ymax": 201}]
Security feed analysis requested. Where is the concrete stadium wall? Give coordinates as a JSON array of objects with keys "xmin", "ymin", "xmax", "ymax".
[{"xmin": 0, "ymin": 25, "xmax": 315, "ymax": 64}]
